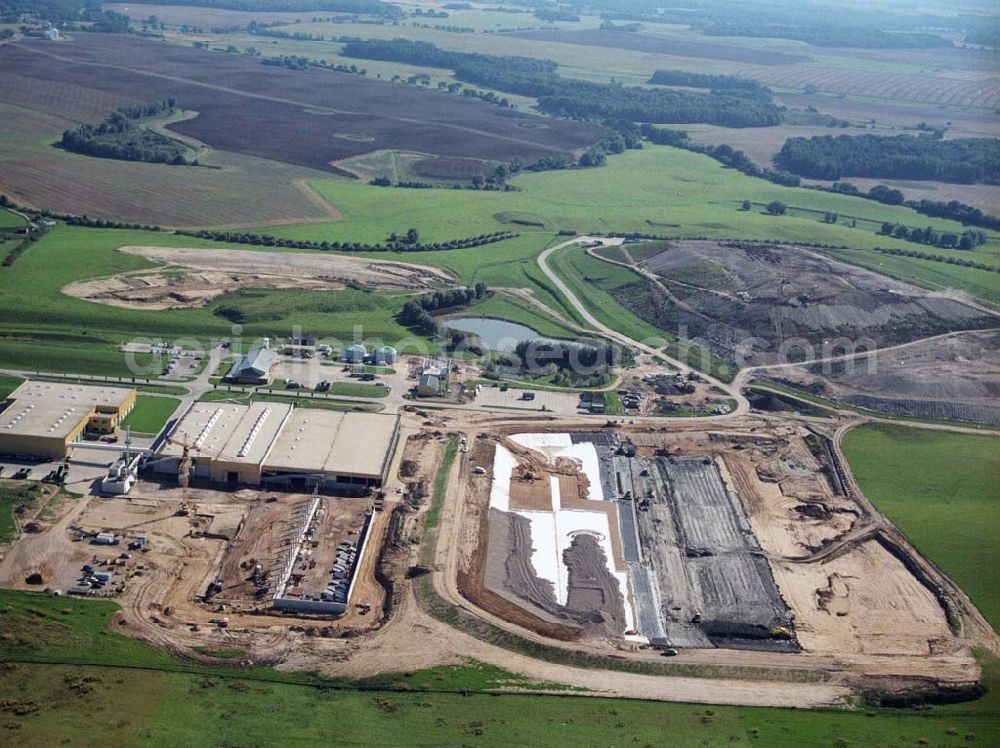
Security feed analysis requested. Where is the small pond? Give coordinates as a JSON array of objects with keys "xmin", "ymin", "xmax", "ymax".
[{"xmin": 445, "ymin": 317, "xmax": 578, "ymax": 352}]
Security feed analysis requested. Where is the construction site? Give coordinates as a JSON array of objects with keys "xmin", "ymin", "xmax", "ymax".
[
  {"xmin": 451, "ymin": 412, "xmax": 991, "ymax": 697},
  {"xmin": 0, "ymin": 478, "xmax": 389, "ymax": 634},
  {"xmin": 0, "ymin": 403, "xmax": 992, "ymax": 706},
  {"xmin": 471, "ymin": 430, "xmax": 795, "ymax": 650}
]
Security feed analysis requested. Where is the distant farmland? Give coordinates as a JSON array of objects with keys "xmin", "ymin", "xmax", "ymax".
[
  {"xmin": 0, "ymin": 99, "xmax": 344, "ymax": 229},
  {"xmin": 511, "ymin": 29, "xmax": 813, "ymax": 66},
  {"xmin": 0, "ymin": 35, "xmax": 606, "ymax": 176},
  {"xmin": 511, "ymin": 29, "xmax": 999, "ymax": 109}
]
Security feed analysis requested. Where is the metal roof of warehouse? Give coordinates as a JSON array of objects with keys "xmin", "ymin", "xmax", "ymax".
[
  {"xmin": 162, "ymin": 401, "xmax": 398, "ymax": 479},
  {"xmin": 226, "ymin": 346, "xmax": 276, "ymax": 379},
  {"xmin": 321, "ymin": 412, "xmax": 398, "ymax": 479},
  {"xmin": 216, "ymin": 400, "xmax": 292, "ymax": 465},
  {"xmin": 0, "ymin": 381, "xmax": 134, "ymax": 439}
]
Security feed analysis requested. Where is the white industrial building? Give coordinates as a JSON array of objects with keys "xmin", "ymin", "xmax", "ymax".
[{"xmin": 151, "ymin": 402, "xmax": 399, "ymax": 493}]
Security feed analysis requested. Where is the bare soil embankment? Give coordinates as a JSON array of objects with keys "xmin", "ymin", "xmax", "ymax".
[
  {"xmin": 64, "ymin": 245, "xmax": 453, "ymax": 310},
  {"xmin": 769, "ymin": 329, "xmax": 1000, "ymax": 425},
  {"xmin": 633, "ymin": 240, "xmax": 996, "ymax": 365}
]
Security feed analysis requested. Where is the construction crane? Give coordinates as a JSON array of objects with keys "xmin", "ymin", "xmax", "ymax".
[{"xmin": 165, "ymin": 433, "xmax": 204, "ymax": 517}]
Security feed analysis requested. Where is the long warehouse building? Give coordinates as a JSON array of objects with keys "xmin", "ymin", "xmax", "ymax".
[
  {"xmin": 152, "ymin": 402, "xmax": 399, "ymax": 493},
  {"xmin": 0, "ymin": 381, "xmax": 137, "ymax": 458}
]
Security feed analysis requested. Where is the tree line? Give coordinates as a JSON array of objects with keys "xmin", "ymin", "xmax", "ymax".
[
  {"xmin": 775, "ymin": 134, "xmax": 1000, "ymax": 185},
  {"xmin": 640, "ymin": 124, "xmax": 800, "ymax": 186},
  {"xmin": 1, "ymin": 224, "xmax": 47, "ymax": 267},
  {"xmin": 702, "ymin": 22, "xmax": 949, "ymax": 49},
  {"xmin": 341, "ymin": 39, "xmax": 783, "ymax": 127},
  {"xmin": 176, "ymin": 229, "xmax": 517, "ymax": 253},
  {"xmin": 874, "ymin": 246, "xmax": 999, "ymax": 273},
  {"xmin": 59, "ymin": 98, "xmax": 191, "ymax": 165},
  {"xmin": 878, "ymin": 223, "xmax": 987, "ymax": 250},
  {"xmin": 400, "ymin": 284, "xmax": 489, "ymax": 336},
  {"xmin": 0, "ymin": 0, "xmax": 128, "ymax": 31},
  {"xmin": 639, "ymin": 125, "xmax": 1000, "ymax": 234},
  {"xmin": 828, "ymin": 182, "xmax": 1000, "ymax": 231},
  {"xmin": 534, "ymin": 8, "xmax": 579, "ymax": 22},
  {"xmin": 482, "ymin": 340, "xmax": 618, "ymax": 387},
  {"xmin": 648, "ymin": 69, "xmax": 766, "ymax": 93},
  {"xmin": 125, "ymin": 0, "xmax": 400, "ymax": 16}
]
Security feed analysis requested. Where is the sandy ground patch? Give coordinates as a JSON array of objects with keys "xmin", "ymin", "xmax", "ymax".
[{"xmin": 63, "ymin": 245, "xmax": 453, "ymax": 309}]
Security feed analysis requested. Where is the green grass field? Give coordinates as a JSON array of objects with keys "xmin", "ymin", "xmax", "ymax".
[
  {"xmin": 0, "ymin": 225, "xmax": 584, "ymax": 370},
  {"xmin": 119, "ymin": 396, "xmax": 180, "ymax": 435},
  {"xmin": 2, "ymin": 148, "xmax": 996, "ymax": 385},
  {"xmin": 321, "ymin": 382, "xmax": 388, "ymax": 398},
  {"xmin": 2, "ymin": 588, "xmax": 998, "ymax": 747},
  {"xmin": 842, "ymin": 424, "xmax": 1000, "ymax": 630},
  {"xmin": 0, "ymin": 226, "xmax": 441, "ymax": 372},
  {"xmin": 423, "ymin": 434, "xmax": 458, "ymax": 533},
  {"xmin": 266, "ymin": 146, "xmax": 999, "ymax": 304},
  {"xmin": 547, "ymin": 243, "xmax": 664, "ymax": 342},
  {"xmin": 199, "ymin": 388, "xmax": 381, "ymax": 412},
  {"xmin": 0, "ymin": 207, "xmax": 27, "ymax": 228},
  {"xmin": 0, "ymin": 336, "xmax": 162, "ymax": 378},
  {"xmin": 0, "ymin": 374, "xmax": 24, "ymax": 399}
]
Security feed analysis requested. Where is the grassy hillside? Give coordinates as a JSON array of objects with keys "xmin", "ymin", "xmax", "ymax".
[
  {"xmin": 1, "ymin": 589, "xmax": 998, "ymax": 746},
  {"xmin": 0, "ymin": 227, "xmax": 444, "ymax": 373},
  {"xmin": 268, "ymin": 146, "xmax": 1000, "ymax": 303},
  {"xmin": 842, "ymin": 424, "xmax": 1000, "ymax": 630}
]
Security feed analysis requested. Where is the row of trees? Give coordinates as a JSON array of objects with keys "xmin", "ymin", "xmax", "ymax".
[
  {"xmin": 341, "ymin": 39, "xmax": 783, "ymax": 127},
  {"xmin": 776, "ymin": 134, "xmax": 1000, "ymax": 184},
  {"xmin": 131, "ymin": 0, "xmax": 400, "ymax": 16},
  {"xmin": 534, "ymin": 8, "xmax": 579, "ymax": 22},
  {"xmin": 640, "ymin": 125, "xmax": 801, "ymax": 186},
  {"xmin": 827, "ymin": 182, "xmax": 1000, "ymax": 230},
  {"xmin": 878, "ymin": 223, "xmax": 988, "ymax": 250},
  {"xmin": 399, "ymin": 284, "xmax": 489, "ymax": 335},
  {"xmin": 648, "ymin": 69, "xmax": 766, "ymax": 92},
  {"xmin": 0, "ymin": 0, "xmax": 129, "ymax": 31},
  {"xmin": 874, "ymin": 246, "xmax": 1000, "ymax": 273},
  {"xmin": 906, "ymin": 199, "xmax": 1000, "ymax": 232},
  {"xmin": 701, "ymin": 22, "xmax": 950, "ymax": 49},
  {"xmin": 1, "ymin": 225, "xmax": 47, "ymax": 267},
  {"xmin": 177, "ymin": 229, "xmax": 517, "ymax": 253}
]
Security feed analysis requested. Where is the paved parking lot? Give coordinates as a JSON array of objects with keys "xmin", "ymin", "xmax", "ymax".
[{"xmin": 475, "ymin": 385, "xmax": 581, "ymax": 415}]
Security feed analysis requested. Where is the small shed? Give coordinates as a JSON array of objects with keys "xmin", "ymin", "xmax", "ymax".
[{"xmin": 416, "ymin": 374, "xmax": 440, "ymax": 398}]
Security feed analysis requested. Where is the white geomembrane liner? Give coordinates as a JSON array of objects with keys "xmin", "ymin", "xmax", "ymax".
[
  {"xmin": 491, "ymin": 434, "xmax": 634, "ymax": 631},
  {"xmin": 518, "ymin": 509, "xmax": 563, "ymax": 603},
  {"xmin": 510, "ymin": 433, "xmax": 604, "ymax": 502},
  {"xmin": 488, "ymin": 445, "xmax": 516, "ymax": 512}
]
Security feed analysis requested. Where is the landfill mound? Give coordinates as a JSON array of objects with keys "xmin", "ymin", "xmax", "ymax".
[{"xmin": 634, "ymin": 240, "xmax": 995, "ymax": 364}]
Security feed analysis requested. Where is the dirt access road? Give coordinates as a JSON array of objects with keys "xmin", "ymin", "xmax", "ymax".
[
  {"xmin": 423, "ymin": 409, "xmax": 993, "ymax": 697},
  {"xmin": 537, "ymin": 237, "xmax": 750, "ymax": 416}
]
